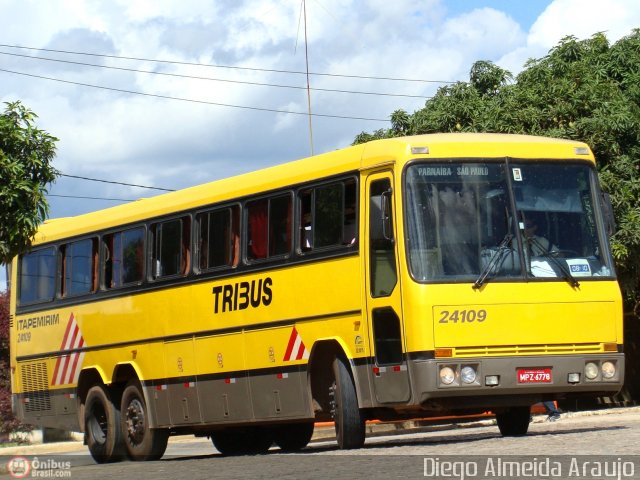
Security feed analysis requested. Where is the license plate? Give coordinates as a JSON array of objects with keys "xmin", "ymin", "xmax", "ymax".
[{"xmin": 517, "ymin": 368, "xmax": 552, "ymax": 383}]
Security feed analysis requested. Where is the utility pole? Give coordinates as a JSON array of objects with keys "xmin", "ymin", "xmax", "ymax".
[{"xmin": 303, "ymin": 0, "xmax": 314, "ymax": 156}]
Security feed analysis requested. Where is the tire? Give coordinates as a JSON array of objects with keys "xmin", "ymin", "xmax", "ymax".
[
  {"xmin": 496, "ymin": 406, "xmax": 531, "ymax": 436},
  {"xmin": 330, "ymin": 356, "xmax": 365, "ymax": 449},
  {"xmin": 272, "ymin": 422, "xmax": 314, "ymax": 452},
  {"xmin": 212, "ymin": 427, "xmax": 273, "ymax": 456},
  {"xmin": 84, "ymin": 385, "xmax": 125, "ymax": 463},
  {"xmin": 120, "ymin": 380, "xmax": 169, "ymax": 461}
]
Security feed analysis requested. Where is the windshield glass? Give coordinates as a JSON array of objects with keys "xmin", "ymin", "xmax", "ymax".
[{"xmin": 405, "ymin": 161, "xmax": 614, "ymax": 283}]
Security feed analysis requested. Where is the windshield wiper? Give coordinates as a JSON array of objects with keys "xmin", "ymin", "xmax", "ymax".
[
  {"xmin": 473, "ymin": 234, "xmax": 513, "ymax": 290},
  {"xmin": 528, "ymin": 237, "xmax": 580, "ymax": 288}
]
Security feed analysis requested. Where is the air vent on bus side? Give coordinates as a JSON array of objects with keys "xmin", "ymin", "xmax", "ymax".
[{"xmin": 20, "ymin": 362, "xmax": 51, "ymax": 413}]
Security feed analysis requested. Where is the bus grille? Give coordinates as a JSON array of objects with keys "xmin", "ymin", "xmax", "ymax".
[
  {"xmin": 453, "ymin": 343, "xmax": 604, "ymax": 357},
  {"xmin": 20, "ymin": 362, "xmax": 51, "ymax": 413}
]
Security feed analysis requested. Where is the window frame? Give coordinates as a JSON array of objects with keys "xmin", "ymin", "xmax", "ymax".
[
  {"xmin": 17, "ymin": 246, "xmax": 58, "ymax": 306},
  {"xmin": 244, "ymin": 191, "xmax": 294, "ymax": 264},
  {"xmin": 195, "ymin": 203, "xmax": 241, "ymax": 273},
  {"xmin": 59, "ymin": 236, "xmax": 99, "ymax": 298},
  {"xmin": 149, "ymin": 214, "xmax": 192, "ymax": 281},
  {"xmin": 296, "ymin": 177, "xmax": 359, "ymax": 255},
  {"xmin": 101, "ymin": 225, "xmax": 146, "ymax": 290}
]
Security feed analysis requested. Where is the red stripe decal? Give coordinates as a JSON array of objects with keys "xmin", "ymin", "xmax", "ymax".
[{"xmin": 283, "ymin": 327, "xmax": 298, "ymax": 361}]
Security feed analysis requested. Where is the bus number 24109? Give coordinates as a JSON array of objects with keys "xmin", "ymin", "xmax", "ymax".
[{"xmin": 438, "ymin": 309, "xmax": 487, "ymax": 324}]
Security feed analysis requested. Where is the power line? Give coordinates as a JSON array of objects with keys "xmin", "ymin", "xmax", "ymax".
[
  {"xmin": 0, "ymin": 43, "xmax": 456, "ymax": 84},
  {"xmin": 0, "ymin": 50, "xmax": 432, "ymax": 99},
  {"xmin": 0, "ymin": 68, "xmax": 389, "ymax": 122},
  {"xmin": 48, "ymin": 194, "xmax": 136, "ymax": 202},
  {"xmin": 60, "ymin": 173, "xmax": 175, "ymax": 192}
]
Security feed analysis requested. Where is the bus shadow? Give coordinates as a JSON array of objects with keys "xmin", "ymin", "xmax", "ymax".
[{"xmin": 158, "ymin": 425, "xmax": 626, "ymax": 462}]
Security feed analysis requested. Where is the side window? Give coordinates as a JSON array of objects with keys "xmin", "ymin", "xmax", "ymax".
[
  {"xmin": 197, "ymin": 206, "xmax": 240, "ymax": 271},
  {"xmin": 369, "ymin": 178, "xmax": 397, "ymax": 297},
  {"xmin": 18, "ymin": 247, "xmax": 56, "ymax": 305},
  {"xmin": 246, "ymin": 194, "xmax": 292, "ymax": 261},
  {"xmin": 104, "ymin": 227, "xmax": 145, "ymax": 288},
  {"xmin": 60, "ymin": 238, "xmax": 98, "ymax": 297},
  {"xmin": 151, "ymin": 216, "xmax": 191, "ymax": 279},
  {"xmin": 299, "ymin": 179, "xmax": 357, "ymax": 252}
]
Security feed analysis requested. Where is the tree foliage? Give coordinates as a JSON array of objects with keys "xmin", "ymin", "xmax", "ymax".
[
  {"xmin": 0, "ymin": 101, "xmax": 58, "ymax": 265},
  {"xmin": 354, "ymin": 29, "xmax": 640, "ymax": 312}
]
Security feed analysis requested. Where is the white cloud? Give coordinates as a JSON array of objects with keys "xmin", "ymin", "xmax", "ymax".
[{"xmin": 529, "ymin": 0, "xmax": 640, "ymax": 49}]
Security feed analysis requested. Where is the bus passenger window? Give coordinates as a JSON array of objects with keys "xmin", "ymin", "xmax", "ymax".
[
  {"xmin": 103, "ymin": 227, "xmax": 144, "ymax": 288},
  {"xmin": 297, "ymin": 179, "xmax": 357, "ymax": 253},
  {"xmin": 151, "ymin": 217, "xmax": 191, "ymax": 278},
  {"xmin": 18, "ymin": 247, "xmax": 56, "ymax": 305},
  {"xmin": 61, "ymin": 238, "xmax": 98, "ymax": 297},
  {"xmin": 197, "ymin": 206, "xmax": 239, "ymax": 270},
  {"xmin": 269, "ymin": 195, "xmax": 291, "ymax": 256},
  {"xmin": 246, "ymin": 195, "xmax": 292, "ymax": 261}
]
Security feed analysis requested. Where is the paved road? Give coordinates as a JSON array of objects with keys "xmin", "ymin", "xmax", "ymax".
[{"xmin": 3, "ymin": 408, "xmax": 640, "ymax": 479}]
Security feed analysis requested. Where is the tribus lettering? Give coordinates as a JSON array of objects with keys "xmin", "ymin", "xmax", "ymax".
[{"xmin": 212, "ymin": 277, "xmax": 273, "ymax": 314}]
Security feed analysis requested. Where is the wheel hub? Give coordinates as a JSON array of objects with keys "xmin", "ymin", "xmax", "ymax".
[{"xmin": 126, "ymin": 398, "xmax": 146, "ymax": 444}]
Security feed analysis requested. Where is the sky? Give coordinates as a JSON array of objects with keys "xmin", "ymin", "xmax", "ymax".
[{"xmin": 2, "ymin": 0, "xmax": 640, "ymax": 290}]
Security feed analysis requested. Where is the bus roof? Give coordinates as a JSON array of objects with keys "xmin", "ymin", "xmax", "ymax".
[{"xmin": 35, "ymin": 133, "xmax": 593, "ymax": 244}]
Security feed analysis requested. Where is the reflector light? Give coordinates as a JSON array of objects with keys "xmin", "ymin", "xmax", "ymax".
[
  {"xmin": 574, "ymin": 147, "xmax": 590, "ymax": 155},
  {"xmin": 435, "ymin": 348, "xmax": 453, "ymax": 358}
]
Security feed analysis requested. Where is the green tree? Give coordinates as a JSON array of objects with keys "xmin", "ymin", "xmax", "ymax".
[
  {"xmin": 0, "ymin": 101, "xmax": 59, "ymax": 265},
  {"xmin": 354, "ymin": 29, "xmax": 640, "ymax": 313}
]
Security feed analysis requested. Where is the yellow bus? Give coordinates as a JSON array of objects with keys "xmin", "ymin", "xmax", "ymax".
[{"xmin": 9, "ymin": 133, "xmax": 623, "ymax": 462}]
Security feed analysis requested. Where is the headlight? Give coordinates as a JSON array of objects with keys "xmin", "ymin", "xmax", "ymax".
[
  {"xmin": 460, "ymin": 366, "xmax": 477, "ymax": 384},
  {"xmin": 585, "ymin": 362, "xmax": 599, "ymax": 380},
  {"xmin": 440, "ymin": 366, "xmax": 456, "ymax": 385},
  {"xmin": 601, "ymin": 361, "xmax": 616, "ymax": 379}
]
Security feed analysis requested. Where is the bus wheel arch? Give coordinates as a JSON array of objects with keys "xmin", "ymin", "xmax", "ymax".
[
  {"xmin": 308, "ymin": 340, "xmax": 344, "ymax": 421},
  {"xmin": 308, "ymin": 340, "xmax": 366, "ymax": 449}
]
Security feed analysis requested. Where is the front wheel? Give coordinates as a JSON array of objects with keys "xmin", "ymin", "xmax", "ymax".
[
  {"xmin": 330, "ymin": 356, "xmax": 365, "ymax": 449},
  {"xmin": 84, "ymin": 385, "xmax": 124, "ymax": 463},
  {"xmin": 496, "ymin": 406, "xmax": 531, "ymax": 436},
  {"xmin": 120, "ymin": 380, "xmax": 169, "ymax": 461}
]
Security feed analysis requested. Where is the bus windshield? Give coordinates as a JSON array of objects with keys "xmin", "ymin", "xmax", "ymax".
[{"xmin": 405, "ymin": 161, "xmax": 614, "ymax": 283}]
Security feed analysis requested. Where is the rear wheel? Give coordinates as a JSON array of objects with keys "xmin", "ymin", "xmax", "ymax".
[
  {"xmin": 84, "ymin": 385, "xmax": 124, "ymax": 463},
  {"xmin": 496, "ymin": 406, "xmax": 531, "ymax": 436},
  {"xmin": 330, "ymin": 356, "xmax": 365, "ymax": 449},
  {"xmin": 272, "ymin": 422, "xmax": 314, "ymax": 452},
  {"xmin": 121, "ymin": 380, "xmax": 169, "ymax": 461},
  {"xmin": 212, "ymin": 427, "xmax": 273, "ymax": 456}
]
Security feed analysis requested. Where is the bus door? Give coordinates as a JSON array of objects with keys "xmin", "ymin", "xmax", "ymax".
[{"xmin": 365, "ymin": 172, "xmax": 411, "ymax": 404}]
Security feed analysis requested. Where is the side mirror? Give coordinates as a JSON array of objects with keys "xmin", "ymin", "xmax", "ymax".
[{"xmin": 370, "ymin": 188, "xmax": 394, "ymax": 243}]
